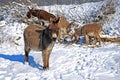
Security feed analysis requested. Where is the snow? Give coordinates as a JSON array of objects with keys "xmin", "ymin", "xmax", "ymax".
[{"xmin": 0, "ymin": 0, "xmax": 120, "ymax": 80}]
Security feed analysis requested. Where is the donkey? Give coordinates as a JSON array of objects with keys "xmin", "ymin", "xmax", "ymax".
[
  {"xmin": 26, "ymin": 8, "xmax": 57, "ymax": 25},
  {"xmin": 23, "ymin": 18, "xmax": 59, "ymax": 70},
  {"xmin": 71, "ymin": 23, "xmax": 102, "ymax": 45},
  {"xmin": 57, "ymin": 16, "xmax": 73, "ymax": 43}
]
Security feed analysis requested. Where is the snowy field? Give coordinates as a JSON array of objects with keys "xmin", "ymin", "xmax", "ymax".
[{"xmin": 0, "ymin": 0, "xmax": 120, "ymax": 80}]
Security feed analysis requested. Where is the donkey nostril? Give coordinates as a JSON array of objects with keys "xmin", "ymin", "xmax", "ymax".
[{"xmin": 52, "ymin": 38, "xmax": 57, "ymax": 41}]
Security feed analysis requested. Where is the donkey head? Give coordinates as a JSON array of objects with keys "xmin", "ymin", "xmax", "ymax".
[
  {"xmin": 48, "ymin": 17, "xmax": 60, "ymax": 40},
  {"xmin": 27, "ymin": 8, "xmax": 36, "ymax": 18}
]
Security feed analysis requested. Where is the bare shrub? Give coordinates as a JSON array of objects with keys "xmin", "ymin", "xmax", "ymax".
[{"xmin": 94, "ymin": 0, "xmax": 116, "ymax": 24}]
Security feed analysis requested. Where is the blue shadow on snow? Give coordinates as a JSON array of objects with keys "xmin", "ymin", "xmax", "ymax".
[
  {"xmin": 0, "ymin": 54, "xmax": 43, "ymax": 70},
  {"xmin": 62, "ymin": 37, "xmax": 85, "ymax": 44}
]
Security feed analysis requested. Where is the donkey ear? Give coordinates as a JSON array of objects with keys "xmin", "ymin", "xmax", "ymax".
[
  {"xmin": 55, "ymin": 17, "xmax": 60, "ymax": 23},
  {"xmin": 50, "ymin": 17, "xmax": 53, "ymax": 22},
  {"xmin": 27, "ymin": 6, "xmax": 34, "ymax": 10},
  {"xmin": 28, "ymin": 6, "xmax": 31, "ymax": 10},
  {"xmin": 50, "ymin": 17, "xmax": 60, "ymax": 23},
  {"xmin": 70, "ymin": 22, "xmax": 74, "ymax": 25},
  {"xmin": 68, "ymin": 22, "xmax": 73, "ymax": 27}
]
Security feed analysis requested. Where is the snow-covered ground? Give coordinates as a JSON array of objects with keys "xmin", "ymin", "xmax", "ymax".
[
  {"xmin": 0, "ymin": 43, "xmax": 120, "ymax": 80},
  {"xmin": 0, "ymin": 0, "xmax": 120, "ymax": 80}
]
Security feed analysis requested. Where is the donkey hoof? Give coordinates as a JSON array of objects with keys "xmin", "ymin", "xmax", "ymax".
[{"xmin": 43, "ymin": 67, "xmax": 49, "ymax": 70}]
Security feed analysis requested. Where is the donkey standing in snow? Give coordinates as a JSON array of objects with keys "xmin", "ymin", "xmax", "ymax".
[
  {"xmin": 72, "ymin": 23, "xmax": 102, "ymax": 45},
  {"xmin": 23, "ymin": 18, "xmax": 60, "ymax": 70}
]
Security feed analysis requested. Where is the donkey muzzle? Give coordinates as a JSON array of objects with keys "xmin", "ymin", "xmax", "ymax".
[{"xmin": 52, "ymin": 33, "xmax": 57, "ymax": 41}]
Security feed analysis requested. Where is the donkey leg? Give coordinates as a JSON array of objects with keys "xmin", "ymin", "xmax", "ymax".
[
  {"xmin": 42, "ymin": 50, "xmax": 51, "ymax": 70},
  {"xmin": 85, "ymin": 35, "xmax": 89, "ymax": 45},
  {"xmin": 46, "ymin": 52, "xmax": 51, "ymax": 69},
  {"xmin": 42, "ymin": 51, "xmax": 47, "ymax": 69},
  {"xmin": 96, "ymin": 34, "xmax": 101, "ymax": 45},
  {"xmin": 58, "ymin": 29, "xmax": 63, "ymax": 43},
  {"xmin": 24, "ymin": 48, "xmax": 30, "ymax": 64},
  {"xmin": 93, "ymin": 38, "xmax": 97, "ymax": 45}
]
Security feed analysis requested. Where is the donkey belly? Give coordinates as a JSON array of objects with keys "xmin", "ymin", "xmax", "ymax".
[
  {"xmin": 87, "ymin": 32, "xmax": 95, "ymax": 37},
  {"xmin": 29, "ymin": 44, "xmax": 42, "ymax": 51},
  {"xmin": 28, "ymin": 36, "xmax": 42, "ymax": 51}
]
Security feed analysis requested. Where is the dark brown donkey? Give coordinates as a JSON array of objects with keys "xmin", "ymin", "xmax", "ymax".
[
  {"xmin": 27, "ymin": 8, "xmax": 56, "ymax": 22},
  {"xmin": 23, "ymin": 18, "xmax": 59, "ymax": 70}
]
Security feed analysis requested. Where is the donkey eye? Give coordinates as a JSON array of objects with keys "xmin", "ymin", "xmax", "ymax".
[{"xmin": 49, "ymin": 30, "xmax": 52, "ymax": 32}]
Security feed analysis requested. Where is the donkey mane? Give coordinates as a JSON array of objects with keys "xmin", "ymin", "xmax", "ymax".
[{"xmin": 36, "ymin": 27, "xmax": 53, "ymax": 50}]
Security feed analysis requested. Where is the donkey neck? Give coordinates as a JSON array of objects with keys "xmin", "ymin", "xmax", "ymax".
[{"xmin": 40, "ymin": 27, "xmax": 53, "ymax": 50}]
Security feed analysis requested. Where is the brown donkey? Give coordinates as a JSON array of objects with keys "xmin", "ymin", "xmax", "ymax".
[
  {"xmin": 57, "ymin": 16, "xmax": 73, "ymax": 43},
  {"xmin": 81, "ymin": 23, "xmax": 102, "ymax": 45},
  {"xmin": 27, "ymin": 8, "xmax": 57, "ymax": 22},
  {"xmin": 71, "ymin": 23, "xmax": 102, "ymax": 45},
  {"xmin": 23, "ymin": 18, "xmax": 59, "ymax": 70}
]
